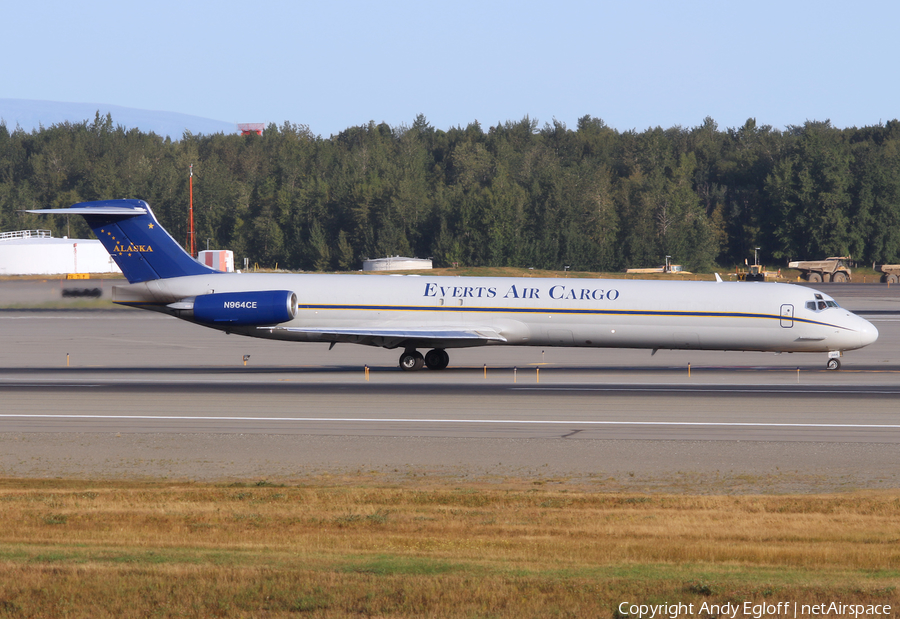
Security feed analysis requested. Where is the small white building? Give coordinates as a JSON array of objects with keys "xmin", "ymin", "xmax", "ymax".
[
  {"xmin": 0, "ymin": 230, "xmax": 121, "ymax": 275},
  {"xmin": 363, "ymin": 256, "xmax": 433, "ymax": 272}
]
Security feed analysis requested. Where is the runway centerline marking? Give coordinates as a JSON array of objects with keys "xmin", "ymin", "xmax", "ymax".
[
  {"xmin": 516, "ymin": 387, "xmax": 900, "ymax": 394},
  {"xmin": 1, "ymin": 414, "xmax": 900, "ymax": 429}
]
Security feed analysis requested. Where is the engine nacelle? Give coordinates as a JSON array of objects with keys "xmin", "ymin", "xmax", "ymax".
[{"xmin": 192, "ymin": 290, "xmax": 298, "ymax": 326}]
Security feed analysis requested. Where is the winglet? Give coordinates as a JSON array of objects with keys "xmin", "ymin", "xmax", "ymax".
[
  {"xmin": 27, "ymin": 199, "xmax": 219, "ymax": 283},
  {"xmin": 714, "ymin": 273, "xmax": 723, "ymax": 283}
]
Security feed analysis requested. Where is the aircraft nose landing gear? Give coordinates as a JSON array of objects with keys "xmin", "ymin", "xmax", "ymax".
[{"xmin": 399, "ymin": 348, "xmax": 450, "ymax": 371}]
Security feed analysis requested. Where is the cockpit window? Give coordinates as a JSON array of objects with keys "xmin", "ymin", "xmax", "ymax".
[{"xmin": 808, "ymin": 298, "xmax": 840, "ymax": 312}]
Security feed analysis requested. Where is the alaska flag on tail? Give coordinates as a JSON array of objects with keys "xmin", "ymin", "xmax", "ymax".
[{"xmin": 27, "ymin": 199, "xmax": 219, "ymax": 283}]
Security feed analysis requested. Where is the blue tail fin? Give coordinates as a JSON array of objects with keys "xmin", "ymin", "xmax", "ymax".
[{"xmin": 27, "ymin": 199, "xmax": 220, "ymax": 283}]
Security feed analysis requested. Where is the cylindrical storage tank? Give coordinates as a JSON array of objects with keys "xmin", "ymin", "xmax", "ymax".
[{"xmin": 362, "ymin": 256, "xmax": 432, "ymax": 271}]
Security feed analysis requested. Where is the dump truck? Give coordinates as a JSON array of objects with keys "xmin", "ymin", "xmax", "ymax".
[
  {"xmin": 787, "ymin": 257, "xmax": 851, "ymax": 283},
  {"xmin": 876, "ymin": 264, "xmax": 900, "ymax": 284}
]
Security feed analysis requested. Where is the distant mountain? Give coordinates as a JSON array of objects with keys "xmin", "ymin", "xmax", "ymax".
[{"xmin": 0, "ymin": 99, "xmax": 239, "ymax": 138}]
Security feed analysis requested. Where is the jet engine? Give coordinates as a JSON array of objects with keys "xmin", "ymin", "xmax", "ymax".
[{"xmin": 191, "ymin": 290, "xmax": 298, "ymax": 326}]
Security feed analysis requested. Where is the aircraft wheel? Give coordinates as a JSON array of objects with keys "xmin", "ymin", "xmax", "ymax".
[
  {"xmin": 826, "ymin": 358, "xmax": 841, "ymax": 371},
  {"xmin": 399, "ymin": 350, "xmax": 425, "ymax": 371},
  {"xmin": 425, "ymin": 348, "xmax": 450, "ymax": 370},
  {"xmin": 808, "ymin": 273, "xmax": 822, "ymax": 283}
]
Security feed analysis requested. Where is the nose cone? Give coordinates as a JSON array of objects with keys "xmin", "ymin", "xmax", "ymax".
[{"xmin": 859, "ymin": 318, "xmax": 879, "ymax": 348}]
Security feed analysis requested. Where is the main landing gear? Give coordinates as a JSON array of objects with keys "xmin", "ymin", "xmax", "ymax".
[
  {"xmin": 399, "ymin": 348, "xmax": 450, "ymax": 371},
  {"xmin": 826, "ymin": 358, "xmax": 841, "ymax": 370}
]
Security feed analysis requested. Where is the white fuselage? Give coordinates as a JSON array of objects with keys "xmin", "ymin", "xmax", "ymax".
[{"xmin": 112, "ymin": 273, "xmax": 878, "ymax": 354}]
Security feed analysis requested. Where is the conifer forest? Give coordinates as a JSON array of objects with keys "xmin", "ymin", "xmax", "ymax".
[{"xmin": 2, "ymin": 113, "xmax": 899, "ymax": 272}]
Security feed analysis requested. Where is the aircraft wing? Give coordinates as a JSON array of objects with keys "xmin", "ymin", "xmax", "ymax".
[{"xmin": 262, "ymin": 326, "xmax": 507, "ymax": 349}]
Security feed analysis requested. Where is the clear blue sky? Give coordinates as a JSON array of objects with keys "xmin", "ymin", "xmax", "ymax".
[{"xmin": 4, "ymin": 0, "xmax": 898, "ymax": 137}]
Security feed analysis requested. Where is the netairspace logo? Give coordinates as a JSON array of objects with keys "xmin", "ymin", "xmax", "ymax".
[{"xmin": 617, "ymin": 601, "xmax": 892, "ymax": 618}]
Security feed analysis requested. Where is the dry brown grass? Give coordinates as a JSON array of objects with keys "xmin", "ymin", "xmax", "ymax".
[{"xmin": 0, "ymin": 479, "xmax": 897, "ymax": 617}]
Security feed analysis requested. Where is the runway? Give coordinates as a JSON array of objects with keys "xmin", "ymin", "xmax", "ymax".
[
  {"xmin": 1, "ymin": 283, "xmax": 899, "ymax": 491},
  {"xmin": 2, "ymin": 379, "xmax": 900, "ymax": 442}
]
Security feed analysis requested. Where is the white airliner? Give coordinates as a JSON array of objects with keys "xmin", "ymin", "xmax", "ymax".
[{"xmin": 29, "ymin": 199, "xmax": 878, "ymax": 371}]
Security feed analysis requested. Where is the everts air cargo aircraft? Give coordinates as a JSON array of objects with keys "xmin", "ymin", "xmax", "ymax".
[{"xmin": 30, "ymin": 199, "xmax": 878, "ymax": 371}]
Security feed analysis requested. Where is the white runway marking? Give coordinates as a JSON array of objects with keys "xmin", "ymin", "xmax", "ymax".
[
  {"xmin": 1, "ymin": 414, "xmax": 899, "ymax": 429},
  {"xmin": 520, "ymin": 387, "xmax": 900, "ymax": 394}
]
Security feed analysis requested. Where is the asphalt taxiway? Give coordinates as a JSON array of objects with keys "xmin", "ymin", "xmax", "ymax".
[{"xmin": 1, "ymin": 283, "xmax": 898, "ymax": 492}]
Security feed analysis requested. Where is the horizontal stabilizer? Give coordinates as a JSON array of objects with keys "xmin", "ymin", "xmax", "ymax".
[{"xmin": 27, "ymin": 206, "xmax": 148, "ymax": 216}]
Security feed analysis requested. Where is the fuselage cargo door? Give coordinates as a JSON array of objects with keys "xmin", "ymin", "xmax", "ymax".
[{"xmin": 780, "ymin": 304, "xmax": 794, "ymax": 328}]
